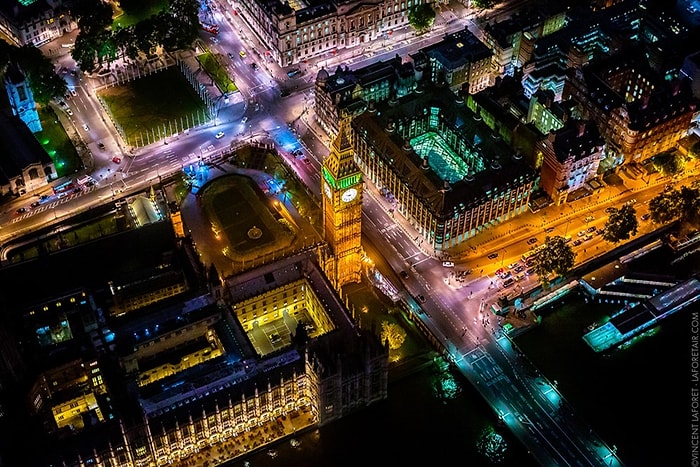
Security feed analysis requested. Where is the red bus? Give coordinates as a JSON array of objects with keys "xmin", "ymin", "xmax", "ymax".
[{"xmin": 53, "ymin": 180, "xmax": 75, "ymax": 194}]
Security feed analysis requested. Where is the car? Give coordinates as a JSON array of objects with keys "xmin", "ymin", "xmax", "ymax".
[
  {"xmin": 584, "ymin": 233, "xmax": 593, "ymax": 241},
  {"xmin": 596, "ymin": 228, "xmax": 605, "ymax": 236},
  {"xmin": 514, "ymin": 265, "xmax": 525, "ymax": 273},
  {"xmin": 545, "ymin": 227, "xmax": 555, "ymax": 233},
  {"xmin": 287, "ymin": 68, "xmax": 301, "ymax": 78},
  {"xmin": 292, "ymin": 149, "xmax": 303, "ymax": 158},
  {"xmin": 280, "ymin": 89, "xmax": 291, "ymax": 98},
  {"xmin": 97, "ymin": 142, "xmax": 105, "ymax": 150},
  {"xmin": 30, "ymin": 201, "xmax": 41, "ymax": 208},
  {"xmin": 82, "ymin": 123, "xmax": 89, "ymax": 131},
  {"xmin": 641, "ymin": 213, "xmax": 651, "ymax": 221},
  {"xmin": 577, "ymin": 230, "xmax": 586, "ymax": 237},
  {"xmin": 303, "ymin": 158, "xmax": 312, "ymax": 165},
  {"xmin": 57, "ymin": 100, "xmax": 66, "ymax": 107},
  {"xmin": 66, "ymin": 108, "xmax": 73, "ymax": 116},
  {"xmin": 15, "ymin": 207, "xmax": 27, "ymax": 215},
  {"xmin": 400, "ymin": 271, "xmax": 409, "ymax": 279},
  {"xmin": 417, "ymin": 294, "xmax": 426, "ymax": 303},
  {"xmin": 495, "ymin": 267, "xmax": 505, "ymax": 277},
  {"xmin": 502, "ymin": 278, "xmax": 515, "ymax": 288},
  {"xmin": 586, "ymin": 226, "xmax": 596, "ymax": 233},
  {"xmin": 112, "ymin": 156, "xmax": 121, "ymax": 164},
  {"xmin": 585, "ymin": 215, "xmax": 595, "ymax": 222},
  {"xmin": 70, "ymin": 88, "xmax": 77, "ymax": 96},
  {"xmin": 239, "ymin": 50, "xmax": 247, "ymax": 58},
  {"xmin": 605, "ymin": 207, "xmax": 616, "ymax": 214},
  {"xmin": 227, "ymin": 52, "xmax": 235, "ymax": 59},
  {"xmin": 624, "ymin": 198, "xmax": 637, "ymax": 206},
  {"xmin": 241, "ymin": 116, "xmax": 248, "ymax": 124},
  {"xmin": 507, "ymin": 262, "xmax": 520, "ymax": 270},
  {"xmin": 527, "ymin": 237, "xmax": 538, "ymax": 245},
  {"xmin": 40, "ymin": 194, "xmax": 50, "ymax": 201},
  {"xmin": 573, "ymin": 239, "xmax": 583, "ymax": 246},
  {"xmin": 215, "ymin": 131, "xmax": 225, "ymax": 139},
  {"xmin": 250, "ymin": 62, "xmax": 258, "ymax": 70},
  {"xmin": 488, "ymin": 252, "xmax": 499, "ymax": 260}
]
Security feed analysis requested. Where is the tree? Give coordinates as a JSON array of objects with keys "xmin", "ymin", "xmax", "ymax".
[
  {"xmin": 602, "ymin": 204, "xmax": 638, "ymax": 243},
  {"xmin": 471, "ymin": 0, "xmax": 498, "ymax": 9},
  {"xmin": 12, "ymin": 45, "xmax": 66, "ymax": 104},
  {"xmin": 648, "ymin": 186, "xmax": 700, "ymax": 226},
  {"xmin": 408, "ymin": 4, "xmax": 436, "ymax": 33},
  {"xmin": 652, "ymin": 152, "xmax": 686, "ymax": 177},
  {"xmin": 380, "ymin": 321, "xmax": 406, "ymax": 350},
  {"xmin": 649, "ymin": 191, "xmax": 681, "ymax": 224},
  {"xmin": 533, "ymin": 236, "xmax": 575, "ymax": 286}
]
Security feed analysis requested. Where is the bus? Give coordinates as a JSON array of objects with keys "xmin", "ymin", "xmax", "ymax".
[{"xmin": 53, "ymin": 180, "xmax": 76, "ymax": 194}]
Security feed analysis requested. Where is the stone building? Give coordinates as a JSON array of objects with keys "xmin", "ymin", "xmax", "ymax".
[
  {"xmin": 230, "ymin": 0, "xmax": 423, "ymax": 67},
  {"xmin": 537, "ymin": 119, "xmax": 604, "ymax": 206},
  {"xmin": 352, "ymin": 85, "xmax": 535, "ymax": 251}
]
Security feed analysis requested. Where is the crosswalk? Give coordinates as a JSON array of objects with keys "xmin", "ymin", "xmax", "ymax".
[{"xmin": 12, "ymin": 184, "xmax": 97, "ymax": 223}]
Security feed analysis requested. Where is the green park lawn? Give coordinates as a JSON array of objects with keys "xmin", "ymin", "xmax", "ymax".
[
  {"xmin": 111, "ymin": 0, "xmax": 169, "ymax": 29},
  {"xmin": 196, "ymin": 52, "xmax": 239, "ymax": 94},
  {"xmin": 97, "ymin": 67, "xmax": 209, "ymax": 147},
  {"xmin": 36, "ymin": 107, "xmax": 82, "ymax": 177}
]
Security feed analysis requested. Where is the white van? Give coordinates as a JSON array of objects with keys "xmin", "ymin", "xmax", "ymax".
[{"xmin": 442, "ymin": 261, "xmax": 454, "ymax": 268}]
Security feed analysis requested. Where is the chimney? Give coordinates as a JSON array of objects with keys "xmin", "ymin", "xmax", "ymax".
[
  {"xmin": 671, "ymin": 79, "xmax": 681, "ymax": 96},
  {"xmin": 641, "ymin": 95, "xmax": 650, "ymax": 109},
  {"xmin": 577, "ymin": 121, "xmax": 586, "ymax": 138}
]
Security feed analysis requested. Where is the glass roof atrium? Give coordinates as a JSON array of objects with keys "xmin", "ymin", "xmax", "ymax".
[{"xmin": 410, "ymin": 131, "xmax": 486, "ymax": 184}]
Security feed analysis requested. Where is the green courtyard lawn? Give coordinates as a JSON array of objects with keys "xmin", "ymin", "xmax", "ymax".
[
  {"xmin": 196, "ymin": 52, "xmax": 238, "ymax": 94},
  {"xmin": 97, "ymin": 67, "xmax": 209, "ymax": 147},
  {"xmin": 111, "ymin": 0, "xmax": 169, "ymax": 29},
  {"xmin": 36, "ymin": 107, "xmax": 82, "ymax": 177}
]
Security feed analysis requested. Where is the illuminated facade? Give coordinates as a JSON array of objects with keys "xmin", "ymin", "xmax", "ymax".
[
  {"xmin": 315, "ymin": 56, "xmax": 419, "ymax": 137},
  {"xmin": 537, "ymin": 119, "xmax": 604, "ymax": 206},
  {"xmin": 416, "ymin": 27, "xmax": 495, "ymax": 96},
  {"xmin": 352, "ymin": 86, "xmax": 535, "ymax": 251},
  {"xmin": 479, "ymin": 5, "xmax": 568, "ymax": 76},
  {"xmin": 563, "ymin": 49, "xmax": 698, "ymax": 171},
  {"xmin": 30, "ymin": 249, "xmax": 387, "ymax": 466},
  {"xmin": 231, "ymin": 0, "xmax": 423, "ymax": 66},
  {"xmin": 0, "ymin": 0, "xmax": 76, "ymax": 47},
  {"xmin": 321, "ymin": 118, "xmax": 363, "ymax": 288}
]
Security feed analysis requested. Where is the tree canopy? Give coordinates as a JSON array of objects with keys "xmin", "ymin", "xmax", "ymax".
[
  {"xmin": 652, "ymin": 152, "xmax": 686, "ymax": 177},
  {"xmin": 602, "ymin": 204, "xmax": 639, "ymax": 243},
  {"xmin": 532, "ymin": 235, "xmax": 575, "ymax": 287},
  {"xmin": 71, "ymin": 0, "xmax": 199, "ymax": 72},
  {"xmin": 649, "ymin": 185, "xmax": 700, "ymax": 226},
  {"xmin": 408, "ymin": 4, "xmax": 436, "ymax": 32},
  {"xmin": 0, "ymin": 41, "xmax": 66, "ymax": 105}
]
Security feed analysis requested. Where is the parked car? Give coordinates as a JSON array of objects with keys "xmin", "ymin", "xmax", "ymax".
[
  {"xmin": 641, "ymin": 213, "xmax": 651, "ymax": 221},
  {"xmin": 488, "ymin": 252, "xmax": 499, "ymax": 260},
  {"xmin": 112, "ymin": 156, "xmax": 121, "ymax": 164}
]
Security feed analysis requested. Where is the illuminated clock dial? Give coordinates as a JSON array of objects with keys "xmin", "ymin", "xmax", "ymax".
[
  {"xmin": 324, "ymin": 182, "xmax": 332, "ymax": 199},
  {"xmin": 342, "ymin": 188, "xmax": 358, "ymax": 203}
]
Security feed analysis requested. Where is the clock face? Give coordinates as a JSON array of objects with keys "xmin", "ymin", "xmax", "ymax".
[
  {"xmin": 342, "ymin": 188, "xmax": 358, "ymax": 203},
  {"xmin": 324, "ymin": 182, "xmax": 332, "ymax": 199}
]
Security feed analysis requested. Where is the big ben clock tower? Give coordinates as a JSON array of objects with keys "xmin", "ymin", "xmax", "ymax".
[{"xmin": 321, "ymin": 118, "xmax": 363, "ymax": 288}]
